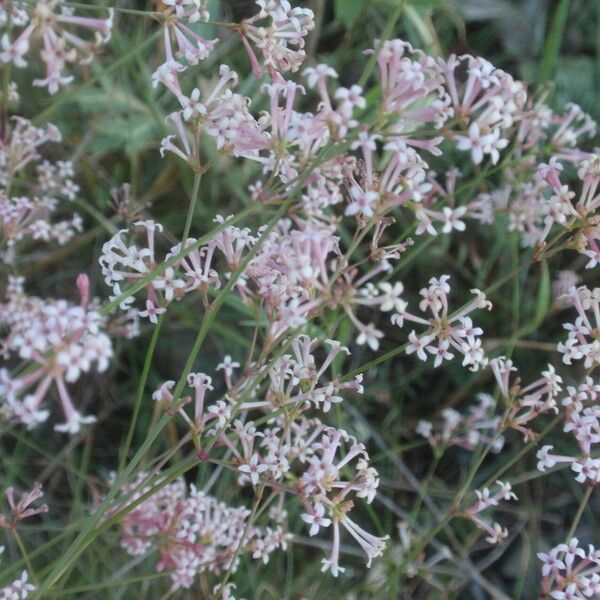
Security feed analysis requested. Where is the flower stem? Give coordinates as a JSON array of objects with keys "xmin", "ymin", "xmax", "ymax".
[
  {"xmin": 565, "ymin": 485, "xmax": 593, "ymax": 542},
  {"xmin": 13, "ymin": 528, "xmax": 37, "ymax": 586},
  {"xmin": 181, "ymin": 171, "xmax": 202, "ymax": 243}
]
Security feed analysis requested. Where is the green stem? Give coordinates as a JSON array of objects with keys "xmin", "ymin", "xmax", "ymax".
[
  {"xmin": 565, "ymin": 485, "xmax": 593, "ymax": 542},
  {"xmin": 33, "ymin": 30, "xmax": 163, "ymax": 125},
  {"xmin": 16, "ymin": 0, "xmax": 155, "ymax": 17},
  {"xmin": 358, "ymin": 1, "xmax": 406, "ymax": 87},
  {"xmin": 181, "ymin": 171, "xmax": 202, "ymax": 242},
  {"xmin": 410, "ymin": 451, "xmax": 442, "ymax": 524},
  {"xmin": 13, "ymin": 529, "xmax": 37, "ymax": 586},
  {"xmin": 1, "ymin": 8, "xmax": 12, "ymax": 130},
  {"xmin": 118, "ymin": 313, "xmax": 165, "ymax": 473}
]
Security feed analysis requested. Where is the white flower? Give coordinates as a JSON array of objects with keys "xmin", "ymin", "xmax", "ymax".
[
  {"xmin": 427, "ymin": 340, "xmax": 454, "ymax": 367},
  {"xmin": 239, "ymin": 454, "xmax": 268, "ymax": 485},
  {"xmin": 406, "ymin": 331, "xmax": 434, "ymax": 361},
  {"xmin": 455, "ymin": 122, "xmax": 498, "ymax": 165},
  {"xmin": 441, "ymin": 206, "xmax": 467, "ymax": 233},
  {"xmin": 536, "ymin": 445, "xmax": 556, "ymax": 471},
  {"xmin": 345, "ymin": 186, "xmax": 378, "ymax": 218},
  {"xmin": 537, "ymin": 548, "xmax": 566, "ymax": 576},
  {"xmin": 301, "ymin": 504, "xmax": 331, "ymax": 536},
  {"xmin": 138, "ymin": 300, "xmax": 166, "ymax": 324},
  {"xmin": 378, "ymin": 282, "xmax": 405, "ymax": 312},
  {"xmin": 54, "ymin": 411, "xmax": 97, "ymax": 435},
  {"xmin": 356, "ymin": 324, "xmax": 384, "ymax": 351}
]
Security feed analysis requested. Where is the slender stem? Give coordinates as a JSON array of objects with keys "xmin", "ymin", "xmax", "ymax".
[
  {"xmin": 565, "ymin": 485, "xmax": 593, "ymax": 542},
  {"xmin": 44, "ymin": 572, "xmax": 169, "ymax": 596},
  {"xmin": 410, "ymin": 451, "xmax": 442, "ymax": 524},
  {"xmin": 1, "ymin": 8, "xmax": 12, "ymax": 133},
  {"xmin": 13, "ymin": 529, "xmax": 37, "ymax": 586},
  {"xmin": 480, "ymin": 414, "xmax": 562, "ymax": 489},
  {"xmin": 181, "ymin": 171, "xmax": 202, "ymax": 242},
  {"xmin": 358, "ymin": 1, "xmax": 406, "ymax": 87},
  {"xmin": 118, "ymin": 313, "xmax": 165, "ymax": 473},
  {"xmin": 544, "ymin": 485, "xmax": 595, "ymax": 594},
  {"xmin": 16, "ymin": 0, "xmax": 156, "ymax": 18},
  {"xmin": 33, "ymin": 30, "xmax": 163, "ymax": 125}
]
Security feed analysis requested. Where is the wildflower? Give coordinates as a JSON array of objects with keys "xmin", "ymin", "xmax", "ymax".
[
  {"xmin": 238, "ymin": 1, "xmax": 315, "ymax": 79},
  {"xmin": 0, "ymin": 567, "xmax": 35, "ymax": 599},
  {"xmin": 455, "ymin": 122, "xmax": 498, "ymax": 165},
  {"xmin": 538, "ymin": 539, "xmax": 599, "ymax": 600},
  {"xmin": 0, "ymin": 118, "xmax": 82, "ymax": 263},
  {"xmin": 368, "ymin": 39, "xmax": 450, "ymax": 150},
  {"xmin": 356, "ymin": 323, "xmax": 384, "ymax": 351},
  {"xmin": 301, "ymin": 504, "xmax": 331, "ymax": 536},
  {"xmin": 558, "ymin": 287, "xmax": 600, "ymax": 368},
  {"xmin": 416, "ymin": 394, "xmax": 503, "ymax": 452},
  {"xmin": 157, "ymin": 0, "xmax": 217, "ymax": 75},
  {"xmin": 295, "ymin": 427, "xmax": 386, "ymax": 572},
  {"xmin": 239, "ymin": 453, "xmax": 269, "ymax": 486},
  {"xmin": 459, "ymin": 481, "xmax": 517, "ymax": 545},
  {"xmin": 116, "ymin": 474, "xmax": 285, "ymax": 591},
  {"xmin": 0, "ymin": 277, "xmax": 112, "ymax": 433},
  {"xmin": 391, "ymin": 276, "xmax": 490, "ymax": 371},
  {"xmin": 0, "ymin": 1, "xmax": 114, "ymax": 94},
  {"xmin": 441, "ymin": 54, "xmax": 525, "ymax": 165},
  {"xmin": 0, "ymin": 482, "xmax": 48, "ymax": 529},
  {"xmin": 138, "ymin": 300, "xmax": 166, "ymax": 324}
]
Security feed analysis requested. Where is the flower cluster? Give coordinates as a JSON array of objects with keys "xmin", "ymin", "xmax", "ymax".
[
  {"xmin": 88, "ymin": 15, "xmax": 600, "ymax": 587},
  {"xmin": 537, "ymin": 376, "xmax": 600, "ymax": 484},
  {"xmin": 416, "ymin": 393, "xmax": 504, "ymax": 453},
  {"xmin": 0, "ymin": 117, "xmax": 82, "ymax": 264},
  {"xmin": 158, "ymin": 0, "xmax": 215, "ymax": 73},
  {"xmin": 0, "ymin": 482, "xmax": 48, "ymax": 530},
  {"xmin": 558, "ymin": 286, "xmax": 600, "ymax": 368},
  {"xmin": 0, "ymin": 275, "xmax": 112, "ymax": 433},
  {"xmin": 457, "ymin": 480, "xmax": 517, "ymax": 544},
  {"xmin": 0, "ymin": 0, "xmax": 113, "ymax": 94},
  {"xmin": 149, "ymin": 334, "xmax": 384, "ymax": 577},
  {"xmin": 103, "ymin": 213, "xmax": 413, "ymax": 352},
  {"xmin": 457, "ymin": 99, "xmax": 596, "ymax": 255},
  {"xmin": 116, "ymin": 473, "xmax": 287, "ymax": 592},
  {"xmin": 238, "ymin": 0, "xmax": 315, "ymax": 78},
  {"xmin": 371, "ymin": 39, "xmax": 449, "ymax": 152},
  {"xmin": 539, "ymin": 538, "xmax": 600, "ymax": 599},
  {"xmin": 3, "ymin": 0, "xmax": 600, "ymax": 593},
  {"xmin": 100, "ymin": 220, "xmax": 188, "ymax": 319},
  {"xmin": 528, "ymin": 154, "xmax": 600, "ymax": 267},
  {"xmin": 0, "ymin": 484, "xmax": 47, "ymax": 598},
  {"xmin": 0, "ymin": 552, "xmax": 34, "ymax": 600},
  {"xmin": 417, "ymin": 357, "xmax": 562, "ymax": 463},
  {"xmin": 296, "ymin": 426, "xmax": 387, "ymax": 575},
  {"xmin": 390, "ymin": 275, "xmax": 491, "ymax": 371},
  {"xmin": 490, "ymin": 357, "xmax": 562, "ymax": 440},
  {"xmin": 442, "ymin": 55, "xmax": 525, "ymax": 165}
]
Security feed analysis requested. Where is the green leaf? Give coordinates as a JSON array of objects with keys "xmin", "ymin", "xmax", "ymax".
[
  {"xmin": 93, "ymin": 116, "xmax": 156, "ymax": 157},
  {"xmin": 74, "ymin": 89, "xmax": 149, "ymax": 115},
  {"xmin": 334, "ymin": 0, "xmax": 365, "ymax": 27}
]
